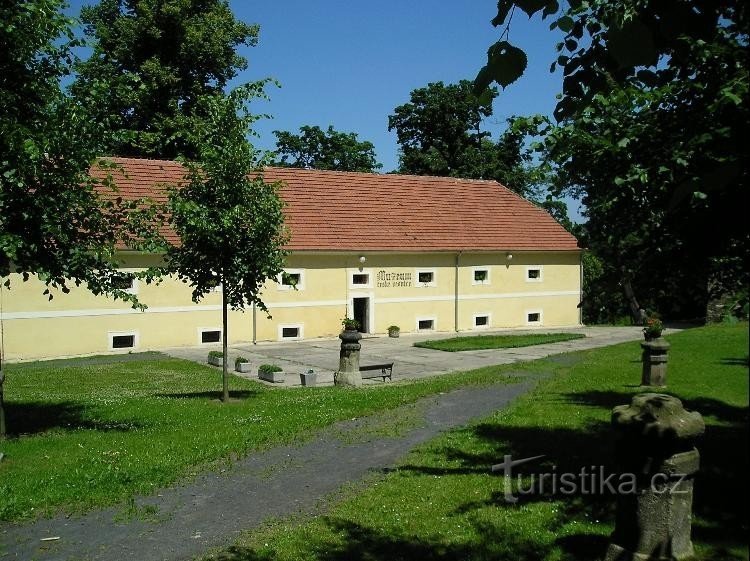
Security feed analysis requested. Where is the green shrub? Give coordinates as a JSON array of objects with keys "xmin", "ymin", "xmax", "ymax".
[
  {"xmin": 387, "ymin": 325, "xmax": 400, "ymax": 332},
  {"xmin": 207, "ymin": 351, "xmax": 223, "ymax": 359},
  {"xmin": 235, "ymin": 356, "xmax": 249, "ymax": 367},
  {"xmin": 258, "ymin": 364, "xmax": 282, "ymax": 375}
]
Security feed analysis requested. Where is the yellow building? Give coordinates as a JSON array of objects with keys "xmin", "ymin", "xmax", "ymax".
[{"xmin": 0, "ymin": 159, "xmax": 582, "ymax": 361}]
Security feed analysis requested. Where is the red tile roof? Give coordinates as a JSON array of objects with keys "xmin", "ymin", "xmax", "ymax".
[{"xmin": 92, "ymin": 157, "xmax": 580, "ymax": 252}]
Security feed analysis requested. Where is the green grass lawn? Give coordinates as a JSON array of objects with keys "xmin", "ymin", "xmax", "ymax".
[
  {"xmin": 0, "ymin": 353, "xmax": 518, "ymax": 523},
  {"xmin": 414, "ymin": 332, "xmax": 586, "ymax": 352},
  {"xmin": 210, "ymin": 324, "xmax": 749, "ymax": 561}
]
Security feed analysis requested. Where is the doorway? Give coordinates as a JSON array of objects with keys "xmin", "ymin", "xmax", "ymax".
[{"xmin": 352, "ymin": 297, "xmax": 370, "ymax": 333}]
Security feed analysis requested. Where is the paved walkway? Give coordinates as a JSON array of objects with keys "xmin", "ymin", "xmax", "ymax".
[
  {"xmin": 1, "ymin": 380, "xmax": 536, "ymax": 561},
  {"xmin": 164, "ymin": 326, "xmax": 658, "ymax": 386}
]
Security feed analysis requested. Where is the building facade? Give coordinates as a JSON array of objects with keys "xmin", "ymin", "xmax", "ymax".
[{"xmin": 0, "ymin": 159, "xmax": 582, "ymax": 361}]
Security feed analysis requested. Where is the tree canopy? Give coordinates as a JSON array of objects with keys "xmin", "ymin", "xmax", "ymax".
[
  {"xmin": 387, "ymin": 80, "xmax": 545, "ymax": 199},
  {"xmin": 478, "ymin": 0, "xmax": 749, "ymax": 320},
  {"xmin": 273, "ymin": 125, "xmax": 381, "ymax": 173},
  {"xmin": 73, "ymin": 0, "xmax": 258, "ymax": 159}
]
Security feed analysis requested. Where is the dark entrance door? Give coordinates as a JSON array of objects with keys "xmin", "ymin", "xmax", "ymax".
[{"xmin": 352, "ymin": 297, "xmax": 369, "ymax": 333}]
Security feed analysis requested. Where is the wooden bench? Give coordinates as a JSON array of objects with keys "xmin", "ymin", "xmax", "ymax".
[{"xmin": 360, "ymin": 363, "xmax": 394, "ymax": 382}]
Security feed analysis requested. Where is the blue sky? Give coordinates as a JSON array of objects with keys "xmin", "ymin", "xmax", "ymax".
[{"xmin": 66, "ymin": 1, "xmax": 581, "ymax": 219}]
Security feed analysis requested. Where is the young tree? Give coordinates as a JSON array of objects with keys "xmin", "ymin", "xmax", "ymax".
[
  {"xmin": 387, "ymin": 80, "xmax": 544, "ymax": 198},
  {"xmin": 72, "ymin": 0, "xmax": 258, "ymax": 159},
  {"xmin": 0, "ymin": 0, "xmax": 161, "ymax": 438},
  {"xmin": 273, "ymin": 125, "xmax": 382, "ymax": 172},
  {"xmin": 166, "ymin": 83, "xmax": 287, "ymax": 402}
]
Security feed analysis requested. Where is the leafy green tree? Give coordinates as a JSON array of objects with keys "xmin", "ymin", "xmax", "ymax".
[
  {"xmin": 273, "ymin": 125, "xmax": 382, "ymax": 172},
  {"xmin": 73, "ymin": 0, "xmax": 258, "ymax": 159},
  {"xmin": 478, "ymin": 0, "xmax": 749, "ymax": 321},
  {"xmin": 1, "ymin": 0, "xmax": 162, "ymax": 438},
  {"xmin": 388, "ymin": 80, "xmax": 545, "ymax": 199},
  {"xmin": 166, "ymin": 83, "xmax": 287, "ymax": 402}
]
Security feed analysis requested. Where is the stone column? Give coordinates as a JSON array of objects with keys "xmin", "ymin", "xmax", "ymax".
[
  {"xmin": 605, "ymin": 393, "xmax": 705, "ymax": 561},
  {"xmin": 641, "ymin": 339, "xmax": 670, "ymax": 387},
  {"xmin": 334, "ymin": 329, "xmax": 362, "ymax": 387}
]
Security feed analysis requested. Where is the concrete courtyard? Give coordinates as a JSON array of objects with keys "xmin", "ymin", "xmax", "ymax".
[{"xmin": 163, "ymin": 325, "xmax": 660, "ymax": 386}]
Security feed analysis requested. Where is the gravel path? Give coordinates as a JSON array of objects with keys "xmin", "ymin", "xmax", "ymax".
[{"xmin": 1, "ymin": 378, "xmax": 538, "ymax": 561}]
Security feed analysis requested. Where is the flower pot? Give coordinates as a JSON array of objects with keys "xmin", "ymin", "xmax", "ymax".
[
  {"xmin": 207, "ymin": 355, "xmax": 222, "ymax": 367},
  {"xmin": 258, "ymin": 369, "xmax": 285, "ymax": 383},
  {"xmin": 388, "ymin": 330, "xmax": 400, "ymax": 338},
  {"xmin": 235, "ymin": 362, "xmax": 253, "ymax": 373},
  {"xmin": 300, "ymin": 371, "xmax": 317, "ymax": 387}
]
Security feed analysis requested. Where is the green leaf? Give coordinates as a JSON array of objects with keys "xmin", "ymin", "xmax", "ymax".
[
  {"xmin": 556, "ymin": 15, "xmax": 574, "ymax": 32},
  {"xmin": 606, "ymin": 18, "xmax": 658, "ymax": 69},
  {"xmin": 481, "ymin": 41, "xmax": 528, "ymax": 89},
  {"xmin": 515, "ymin": 0, "xmax": 553, "ymax": 18},
  {"xmin": 491, "ymin": 1, "xmax": 513, "ymax": 26}
]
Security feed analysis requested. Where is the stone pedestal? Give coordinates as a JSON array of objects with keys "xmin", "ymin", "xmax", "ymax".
[
  {"xmin": 605, "ymin": 393, "xmax": 705, "ymax": 561},
  {"xmin": 334, "ymin": 329, "xmax": 362, "ymax": 387},
  {"xmin": 641, "ymin": 339, "xmax": 670, "ymax": 387}
]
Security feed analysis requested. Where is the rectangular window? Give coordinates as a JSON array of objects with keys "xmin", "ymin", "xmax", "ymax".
[
  {"xmin": 201, "ymin": 330, "xmax": 221, "ymax": 344},
  {"xmin": 109, "ymin": 331, "xmax": 138, "ymax": 350},
  {"xmin": 278, "ymin": 269, "xmax": 305, "ymax": 291},
  {"xmin": 278, "ymin": 324, "xmax": 304, "ymax": 341},
  {"xmin": 415, "ymin": 269, "xmax": 436, "ymax": 287},
  {"xmin": 111, "ymin": 274, "xmax": 137, "ymax": 294},
  {"xmin": 526, "ymin": 310, "xmax": 543, "ymax": 325},
  {"xmin": 472, "ymin": 267, "xmax": 490, "ymax": 285},
  {"xmin": 111, "ymin": 334, "xmax": 135, "ymax": 349},
  {"xmin": 526, "ymin": 266, "xmax": 543, "ymax": 282},
  {"xmin": 474, "ymin": 314, "xmax": 490, "ymax": 328},
  {"xmin": 417, "ymin": 317, "xmax": 435, "ymax": 331},
  {"xmin": 282, "ymin": 327, "xmax": 299, "ymax": 338},
  {"xmin": 352, "ymin": 273, "xmax": 369, "ymax": 285}
]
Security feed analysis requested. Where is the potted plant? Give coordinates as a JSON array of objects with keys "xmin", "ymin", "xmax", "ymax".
[
  {"xmin": 235, "ymin": 356, "xmax": 252, "ymax": 373},
  {"xmin": 643, "ymin": 317, "xmax": 664, "ymax": 341},
  {"xmin": 341, "ymin": 317, "xmax": 360, "ymax": 332},
  {"xmin": 207, "ymin": 350, "xmax": 223, "ymax": 367},
  {"xmin": 299, "ymin": 369, "xmax": 317, "ymax": 387},
  {"xmin": 258, "ymin": 363, "xmax": 285, "ymax": 383},
  {"xmin": 387, "ymin": 325, "xmax": 400, "ymax": 338}
]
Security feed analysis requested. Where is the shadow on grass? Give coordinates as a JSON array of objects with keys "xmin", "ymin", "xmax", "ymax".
[
  {"xmin": 156, "ymin": 390, "xmax": 260, "ymax": 400},
  {"xmin": 720, "ymin": 356, "xmax": 749, "ymax": 367},
  {"xmin": 5, "ymin": 401, "xmax": 145, "ymax": 436}
]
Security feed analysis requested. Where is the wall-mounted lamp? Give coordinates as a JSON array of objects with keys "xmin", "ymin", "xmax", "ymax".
[
  {"xmin": 506, "ymin": 252, "xmax": 513, "ymax": 261},
  {"xmin": 358, "ymin": 255, "xmax": 367, "ymax": 264}
]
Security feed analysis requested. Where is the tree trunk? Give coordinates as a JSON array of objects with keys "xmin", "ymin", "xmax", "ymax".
[
  {"xmin": 622, "ymin": 278, "xmax": 647, "ymax": 325},
  {"xmin": 221, "ymin": 288, "xmax": 229, "ymax": 402}
]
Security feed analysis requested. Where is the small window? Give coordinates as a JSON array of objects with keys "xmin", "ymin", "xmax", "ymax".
[
  {"xmin": 278, "ymin": 269, "xmax": 305, "ymax": 291},
  {"xmin": 352, "ymin": 274, "xmax": 369, "ymax": 285},
  {"xmin": 415, "ymin": 269, "xmax": 436, "ymax": 287},
  {"xmin": 282, "ymin": 327, "xmax": 299, "ymax": 338},
  {"xmin": 201, "ymin": 330, "xmax": 221, "ymax": 344},
  {"xmin": 111, "ymin": 334, "xmax": 135, "ymax": 349},
  {"xmin": 111, "ymin": 275, "xmax": 137, "ymax": 294},
  {"xmin": 472, "ymin": 268, "xmax": 490, "ymax": 285},
  {"xmin": 526, "ymin": 311, "xmax": 542, "ymax": 324},
  {"xmin": 109, "ymin": 331, "xmax": 138, "ymax": 350},
  {"xmin": 278, "ymin": 324, "xmax": 304, "ymax": 340},
  {"xmin": 474, "ymin": 315, "xmax": 489, "ymax": 328},
  {"xmin": 417, "ymin": 318, "xmax": 435, "ymax": 331},
  {"xmin": 526, "ymin": 266, "xmax": 543, "ymax": 282}
]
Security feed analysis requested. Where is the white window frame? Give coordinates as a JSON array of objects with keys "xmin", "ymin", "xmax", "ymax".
[
  {"xmin": 416, "ymin": 316, "xmax": 437, "ymax": 332},
  {"xmin": 277, "ymin": 269, "xmax": 305, "ymax": 291},
  {"xmin": 525, "ymin": 309, "xmax": 544, "ymax": 325},
  {"xmin": 471, "ymin": 267, "xmax": 491, "ymax": 285},
  {"xmin": 414, "ymin": 268, "xmax": 437, "ymax": 287},
  {"xmin": 525, "ymin": 266, "xmax": 544, "ymax": 283},
  {"xmin": 349, "ymin": 269, "xmax": 373, "ymax": 289},
  {"xmin": 108, "ymin": 331, "xmax": 139, "ymax": 351},
  {"xmin": 473, "ymin": 313, "xmax": 492, "ymax": 329},
  {"xmin": 278, "ymin": 323, "xmax": 304, "ymax": 341},
  {"xmin": 113, "ymin": 269, "xmax": 139, "ymax": 295},
  {"xmin": 198, "ymin": 327, "xmax": 222, "ymax": 345}
]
